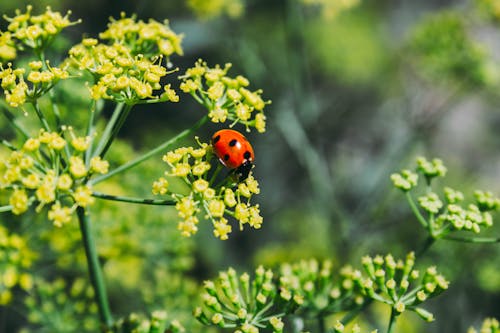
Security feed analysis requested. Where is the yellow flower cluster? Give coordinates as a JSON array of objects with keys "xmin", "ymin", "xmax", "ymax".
[
  {"xmin": 1, "ymin": 128, "xmax": 109, "ymax": 227},
  {"xmin": 0, "ymin": 61, "xmax": 69, "ymax": 107},
  {"xmin": 24, "ymin": 277, "xmax": 99, "ymax": 331},
  {"xmin": 152, "ymin": 141, "xmax": 262, "ymax": 239},
  {"xmin": 0, "ymin": 224, "xmax": 36, "ymax": 305},
  {"xmin": 0, "ymin": 32, "xmax": 16, "ymax": 61},
  {"xmin": 99, "ymin": 13, "xmax": 183, "ymax": 60},
  {"xmin": 468, "ymin": 317, "xmax": 500, "ymax": 333},
  {"xmin": 3, "ymin": 5, "xmax": 80, "ymax": 50},
  {"xmin": 180, "ymin": 59, "xmax": 269, "ymax": 132},
  {"xmin": 187, "ymin": 0, "xmax": 244, "ymax": 20},
  {"xmin": 69, "ymin": 38, "xmax": 179, "ymax": 103}
]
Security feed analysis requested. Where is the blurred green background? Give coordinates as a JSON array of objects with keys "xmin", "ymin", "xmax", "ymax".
[{"xmin": 1, "ymin": 0, "xmax": 500, "ymax": 332}]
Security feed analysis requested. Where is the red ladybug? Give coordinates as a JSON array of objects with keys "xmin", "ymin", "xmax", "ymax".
[{"xmin": 211, "ymin": 129, "xmax": 254, "ymax": 180}]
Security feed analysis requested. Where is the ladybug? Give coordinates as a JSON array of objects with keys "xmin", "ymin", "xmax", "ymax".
[{"xmin": 211, "ymin": 129, "xmax": 254, "ymax": 180}]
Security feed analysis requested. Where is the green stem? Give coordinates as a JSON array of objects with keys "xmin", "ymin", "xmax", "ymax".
[
  {"xmin": 90, "ymin": 115, "xmax": 209, "ymax": 185},
  {"xmin": 85, "ymin": 100, "xmax": 97, "ymax": 166},
  {"xmin": 92, "ymin": 103, "xmax": 125, "ymax": 158},
  {"xmin": 387, "ymin": 308, "xmax": 398, "ymax": 333},
  {"xmin": 0, "ymin": 205, "xmax": 13, "ymax": 213},
  {"xmin": 31, "ymin": 101, "xmax": 51, "ymax": 131},
  {"xmin": 416, "ymin": 236, "xmax": 436, "ymax": 257},
  {"xmin": 1, "ymin": 140, "xmax": 18, "ymax": 151},
  {"xmin": 48, "ymin": 89, "xmax": 62, "ymax": 129},
  {"xmin": 99, "ymin": 103, "xmax": 133, "ymax": 158},
  {"xmin": 443, "ymin": 235, "xmax": 500, "ymax": 243},
  {"xmin": 340, "ymin": 299, "xmax": 373, "ymax": 324},
  {"xmin": 76, "ymin": 207, "xmax": 113, "ymax": 328},
  {"xmin": 405, "ymin": 192, "xmax": 428, "ymax": 228},
  {"xmin": 1, "ymin": 106, "xmax": 29, "ymax": 139},
  {"xmin": 318, "ymin": 316, "xmax": 326, "ymax": 333},
  {"xmin": 92, "ymin": 192, "xmax": 176, "ymax": 205}
]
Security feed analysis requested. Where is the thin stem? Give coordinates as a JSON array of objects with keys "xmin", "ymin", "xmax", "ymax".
[
  {"xmin": 386, "ymin": 308, "xmax": 398, "ymax": 333},
  {"xmin": 76, "ymin": 207, "xmax": 113, "ymax": 328},
  {"xmin": 340, "ymin": 300, "xmax": 373, "ymax": 324},
  {"xmin": 318, "ymin": 316, "xmax": 326, "ymax": 333},
  {"xmin": 98, "ymin": 103, "xmax": 133, "ymax": 158},
  {"xmin": 48, "ymin": 89, "xmax": 62, "ymax": 129},
  {"xmin": 1, "ymin": 106, "xmax": 29, "ymax": 139},
  {"xmin": 90, "ymin": 115, "xmax": 209, "ymax": 185},
  {"xmin": 92, "ymin": 103, "xmax": 125, "ymax": 158},
  {"xmin": 443, "ymin": 235, "xmax": 500, "ymax": 243},
  {"xmin": 92, "ymin": 192, "xmax": 175, "ymax": 205},
  {"xmin": 1, "ymin": 140, "xmax": 18, "ymax": 151},
  {"xmin": 416, "ymin": 236, "xmax": 436, "ymax": 257},
  {"xmin": 85, "ymin": 100, "xmax": 97, "ymax": 166},
  {"xmin": 405, "ymin": 192, "xmax": 428, "ymax": 228},
  {"xmin": 31, "ymin": 101, "xmax": 51, "ymax": 131},
  {"xmin": 0, "ymin": 205, "xmax": 13, "ymax": 213}
]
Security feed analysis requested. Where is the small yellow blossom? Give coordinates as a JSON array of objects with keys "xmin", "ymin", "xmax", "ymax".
[
  {"xmin": 48, "ymin": 202, "xmax": 73, "ymax": 227},
  {"xmin": 69, "ymin": 156, "xmax": 87, "ymax": 178},
  {"xmin": 0, "ymin": 32, "xmax": 16, "ymax": 61},
  {"xmin": 90, "ymin": 156, "xmax": 109, "ymax": 174},
  {"xmin": 22, "ymin": 174, "xmax": 40, "ymax": 189},
  {"xmin": 35, "ymin": 182, "xmax": 56, "ymax": 204},
  {"xmin": 71, "ymin": 136, "xmax": 91, "ymax": 151},
  {"xmin": 152, "ymin": 177, "xmax": 169, "ymax": 195},
  {"xmin": 255, "ymin": 113, "xmax": 266, "ymax": 133},
  {"xmin": 57, "ymin": 174, "xmax": 73, "ymax": 190},
  {"xmin": 237, "ymin": 182, "xmax": 251, "ymax": 198},
  {"xmin": 208, "ymin": 199, "xmax": 225, "ymax": 217},
  {"xmin": 192, "ymin": 161, "xmax": 210, "ymax": 176},
  {"xmin": 208, "ymin": 105, "xmax": 228, "ymax": 123},
  {"xmin": 248, "ymin": 205, "xmax": 263, "ymax": 229},
  {"xmin": 23, "ymin": 138, "xmax": 40, "ymax": 151},
  {"xmin": 9, "ymin": 189, "xmax": 29, "ymax": 214},
  {"xmin": 172, "ymin": 162, "xmax": 191, "ymax": 177},
  {"xmin": 224, "ymin": 188, "xmax": 237, "ymax": 207},
  {"xmin": 178, "ymin": 216, "xmax": 199, "ymax": 237},
  {"xmin": 234, "ymin": 203, "xmax": 249, "ymax": 224},
  {"xmin": 73, "ymin": 186, "xmax": 94, "ymax": 207},
  {"xmin": 203, "ymin": 187, "xmax": 216, "ymax": 200},
  {"xmin": 47, "ymin": 133, "xmax": 66, "ymax": 150},
  {"xmin": 176, "ymin": 196, "xmax": 198, "ymax": 218},
  {"xmin": 213, "ymin": 218, "xmax": 232, "ymax": 240},
  {"xmin": 193, "ymin": 179, "xmax": 210, "ymax": 193}
]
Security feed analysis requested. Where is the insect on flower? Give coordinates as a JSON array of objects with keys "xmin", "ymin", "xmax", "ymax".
[{"xmin": 211, "ymin": 129, "xmax": 254, "ymax": 181}]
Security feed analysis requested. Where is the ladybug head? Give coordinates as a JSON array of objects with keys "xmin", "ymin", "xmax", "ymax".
[{"xmin": 235, "ymin": 160, "xmax": 253, "ymax": 181}]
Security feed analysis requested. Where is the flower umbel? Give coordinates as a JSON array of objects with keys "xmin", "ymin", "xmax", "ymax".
[
  {"xmin": 279, "ymin": 259, "xmax": 366, "ymax": 317},
  {"xmin": 152, "ymin": 138, "xmax": 262, "ymax": 239},
  {"xmin": 194, "ymin": 267, "xmax": 300, "ymax": 332},
  {"xmin": 4, "ymin": 5, "xmax": 80, "ymax": 50},
  {"xmin": 0, "ymin": 128, "xmax": 108, "ymax": 226},
  {"xmin": 68, "ymin": 13, "xmax": 182, "ymax": 104},
  {"xmin": 0, "ymin": 225, "xmax": 36, "ymax": 305},
  {"xmin": 392, "ymin": 157, "xmax": 500, "ymax": 240},
  {"xmin": 358, "ymin": 252, "xmax": 448, "ymax": 322},
  {"xmin": 179, "ymin": 59, "xmax": 270, "ymax": 132}
]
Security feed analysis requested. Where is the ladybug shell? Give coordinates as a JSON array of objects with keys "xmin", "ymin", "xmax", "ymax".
[{"xmin": 211, "ymin": 129, "xmax": 254, "ymax": 169}]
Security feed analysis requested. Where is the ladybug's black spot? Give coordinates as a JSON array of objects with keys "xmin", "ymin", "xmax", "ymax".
[
  {"xmin": 212, "ymin": 135, "xmax": 221, "ymax": 144},
  {"xmin": 243, "ymin": 151, "xmax": 252, "ymax": 160},
  {"xmin": 224, "ymin": 154, "xmax": 230, "ymax": 161},
  {"xmin": 229, "ymin": 139, "xmax": 238, "ymax": 147}
]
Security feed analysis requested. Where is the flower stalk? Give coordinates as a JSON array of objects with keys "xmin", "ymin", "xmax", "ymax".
[
  {"xmin": 77, "ymin": 206, "xmax": 113, "ymax": 328},
  {"xmin": 92, "ymin": 192, "xmax": 175, "ymax": 206},
  {"xmin": 90, "ymin": 115, "xmax": 208, "ymax": 185}
]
